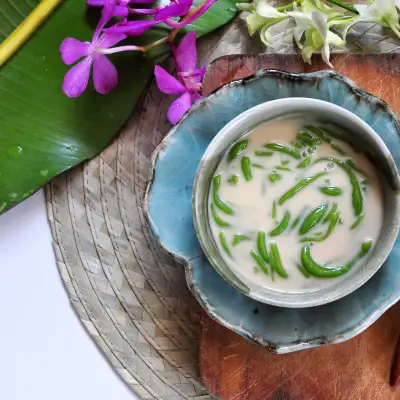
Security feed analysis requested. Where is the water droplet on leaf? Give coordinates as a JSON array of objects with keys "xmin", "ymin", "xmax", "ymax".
[
  {"xmin": 7, "ymin": 146, "xmax": 23, "ymax": 157},
  {"xmin": 66, "ymin": 145, "xmax": 78, "ymax": 152}
]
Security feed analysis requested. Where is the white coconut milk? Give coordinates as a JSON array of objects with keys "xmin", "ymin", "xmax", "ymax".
[{"xmin": 208, "ymin": 118, "xmax": 383, "ymax": 292}]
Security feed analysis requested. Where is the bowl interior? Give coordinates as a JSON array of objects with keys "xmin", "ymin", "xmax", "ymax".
[{"xmin": 193, "ymin": 98, "xmax": 400, "ymax": 308}]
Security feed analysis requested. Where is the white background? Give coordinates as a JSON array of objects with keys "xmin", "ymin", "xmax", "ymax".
[{"xmin": 0, "ymin": 191, "xmax": 137, "ymax": 400}]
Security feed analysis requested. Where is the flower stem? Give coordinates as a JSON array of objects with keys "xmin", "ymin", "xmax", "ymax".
[
  {"xmin": 276, "ymin": 0, "xmax": 301, "ymax": 12},
  {"xmin": 128, "ymin": 8, "xmax": 158, "ymax": 15},
  {"xmin": 0, "ymin": 0, "xmax": 63, "ymax": 68},
  {"xmin": 389, "ymin": 23, "xmax": 400, "ymax": 40},
  {"xmin": 100, "ymin": 45, "xmax": 145, "ymax": 54},
  {"xmin": 324, "ymin": 0, "xmax": 359, "ymax": 14},
  {"xmin": 142, "ymin": 37, "xmax": 169, "ymax": 51}
]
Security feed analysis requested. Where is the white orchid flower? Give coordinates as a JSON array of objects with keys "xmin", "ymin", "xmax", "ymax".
[
  {"xmin": 237, "ymin": 0, "xmax": 288, "ymax": 38},
  {"xmin": 355, "ymin": 0, "xmax": 398, "ymax": 26},
  {"xmin": 287, "ymin": 8, "xmax": 344, "ymax": 67},
  {"xmin": 352, "ymin": 0, "xmax": 400, "ymax": 39}
]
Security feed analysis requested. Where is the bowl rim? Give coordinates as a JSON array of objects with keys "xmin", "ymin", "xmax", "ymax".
[{"xmin": 192, "ymin": 97, "xmax": 400, "ymax": 308}]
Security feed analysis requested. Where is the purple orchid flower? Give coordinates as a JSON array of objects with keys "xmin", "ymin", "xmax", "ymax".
[
  {"xmin": 61, "ymin": 1, "xmax": 142, "ymax": 97},
  {"xmin": 154, "ymin": 32, "xmax": 205, "ymax": 124},
  {"xmin": 104, "ymin": 0, "xmax": 215, "ymax": 36},
  {"xmin": 86, "ymin": 0, "xmax": 154, "ymax": 16}
]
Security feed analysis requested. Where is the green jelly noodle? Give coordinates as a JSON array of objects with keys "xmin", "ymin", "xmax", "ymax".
[
  {"xmin": 301, "ymin": 239, "xmax": 372, "ymax": 278},
  {"xmin": 208, "ymin": 119, "xmax": 382, "ymax": 288}
]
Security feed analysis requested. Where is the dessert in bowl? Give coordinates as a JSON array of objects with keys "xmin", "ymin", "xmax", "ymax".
[{"xmin": 193, "ymin": 98, "xmax": 400, "ymax": 307}]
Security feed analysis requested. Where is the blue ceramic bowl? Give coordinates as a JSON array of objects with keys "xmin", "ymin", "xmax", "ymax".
[
  {"xmin": 192, "ymin": 98, "xmax": 400, "ymax": 308},
  {"xmin": 144, "ymin": 70, "xmax": 400, "ymax": 353}
]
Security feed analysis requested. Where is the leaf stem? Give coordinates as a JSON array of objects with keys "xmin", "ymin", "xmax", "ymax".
[
  {"xmin": 324, "ymin": 0, "xmax": 359, "ymax": 14},
  {"xmin": 0, "ymin": 0, "xmax": 63, "ymax": 68}
]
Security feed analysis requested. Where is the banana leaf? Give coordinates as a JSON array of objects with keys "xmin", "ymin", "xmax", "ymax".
[{"xmin": 0, "ymin": 0, "xmax": 239, "ymax": 214}]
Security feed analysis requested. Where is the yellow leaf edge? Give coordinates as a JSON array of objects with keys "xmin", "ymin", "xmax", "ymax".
[{"xmin": 0, "ymin": 0, "xmax": 63, "ymax": 68}]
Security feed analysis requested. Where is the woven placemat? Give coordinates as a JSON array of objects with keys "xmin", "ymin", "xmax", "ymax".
[
  {"xmin": 44, "ymin": 21, "xmax": 245, "ymax": 400},
  {"xmin": 45, "ymin": 13, "xmax": 398, "ymax": 400}
]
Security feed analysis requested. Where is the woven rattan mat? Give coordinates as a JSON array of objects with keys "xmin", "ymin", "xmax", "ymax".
[{"xmin": 44, "ymin": 22, "xmax": 245, "ymax": 400}]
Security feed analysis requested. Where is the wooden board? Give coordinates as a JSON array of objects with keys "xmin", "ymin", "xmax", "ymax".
[{"xmin": 200, "ymin": 54, "xmax": 400, "ymax": 400}]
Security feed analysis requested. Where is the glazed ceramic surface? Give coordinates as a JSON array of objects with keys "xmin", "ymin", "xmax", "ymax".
[
  {"xmin": 192, "ymin": 98, "xmax": 400, "ymax": 308},
  {"xmin": 144, "ymin": 70, "xmax": 400, "ymax": 353}
]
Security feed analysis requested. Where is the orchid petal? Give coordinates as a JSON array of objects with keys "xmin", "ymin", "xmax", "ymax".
[
  {"xmin": 128, "ymin": 0, "xmax": 155, "ymax": 3},
  {"xmin": 286, "ymin": 11, "xmax": 311, "ymax": 29},
  {"xmin": 321, "ymin": 40, "xmax": 332, "ymax": 68},
  {"xmin": 293, "ymin": 27, "xmax": 306, "ymax": 48},
  {"xmin": 167, "ymin": 92, "xmax": 192, "ymax": 125},
  {"xmin": 292, "ymin": 2, "xmax": 301, "ymax": 12},
  {"xmin": 175, "ymin": 32, "xmax": 197, "ymax": 73},
  {"xmin": 311, "ymin": 11, "xmax": 328, "ymax": 40},
  {"xmin": 97, "ymin": 32, "xmax": 127, "ymax": 48},
  {"xmin": 301, "ymin": 45, "xmax": 314, "ymax": 65},
  {"xmin": 236, "ymin": 2, "xmax": 255, "ymax": 12},
  {"xmin": 62, "ymin": 56, "xmax": 92, "ymax": 98},
  {"xmin": 355, "ymin": 0, "xmax": 398, "ymax": 27},
  {"xmin": 86, "ymin": 0, "xmax": 129, "ymax": 15},
  {"xmin": 340, "ymin": 19, "xmax": 358, "ymax": 41},
  {"xmin": 353, "ymin": 5, "xmax": 367, "ymax": 15},
  {"xmin": 178, "ymin": 66, "xmax": 206, "ymax": 79},
  {"xmin": 191, "ymin": 92, "xmax": 202, "ymax": 103},
  {"xmin": 311, "ymin": 11, "xmax": 332, "ymax": 67},
  {"xmin": 259, "ymin": 24, "xmax": 273, "ymax": 47},
  {"xmin": 92, "ymin": 54, "xmax": 118, "ymax": 94},
  {"xmin": 93, "ymin": 0, "xmax": 117, "ymax": 41},
  {"xmin": 375, "ymin": 0, "xmax": 396, "ymax": 14},
  {"xmin": 154, "ymin": 66, "xmax": 186, "ymax": 95},
  {"xmin": 114, "ymin": 5, "xmax": 129, "ymax": 16},
  {"xmin": 245, "ymin": 13, "xmax": 268, "ymax": 36},
  {"xmin": 182, "ymin": 77, "xmax": 201, "ymax": 92},
  {"xmin": 86, "ymin": 0, "xmax": 104, "ymax": 6},
  {"xmin": 179, "ymin": 66, "xmax": 205, "ymax": 91},
  {"xmin": 326, "ymin": 30, "xmax": 344, "ymax": 46},
  {"xmin": 155, "ymin": 0, "xmax": 193, "ymax": 21},
  {"xmin": 256, "ymin": 1, "xmax": 286, "ymax": 18},
  {"xmin": 103, "ymin": 20, "xmax": 158, "ymax": 35},
  {"xmin": 60, "ymin": 38, "xmax": 91, "ymax": 65}
]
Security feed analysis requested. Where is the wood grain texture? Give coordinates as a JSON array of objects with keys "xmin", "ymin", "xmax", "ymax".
[{"xmin": 200, "ymin": 54, "xmax": 400, "ymax": 400}]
